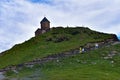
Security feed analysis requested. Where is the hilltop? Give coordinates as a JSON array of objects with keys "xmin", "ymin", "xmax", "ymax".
[
  {"xmin": 0, "ymin": 27, "xmax": 119, "ymax": 80},
  {"xmin": 0, "ymin": 27, "xmax": 119, "ymax": 69}
]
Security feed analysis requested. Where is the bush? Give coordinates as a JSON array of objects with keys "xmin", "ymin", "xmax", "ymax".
[
  {"xmin": 46, "ymin": 36, "xmax": 52, "ymax": 41},
  {"xmin": 71, "ymin": 31, "xmax": 80, "ymax": 35},
  {"xmin": 53, "ymin": 35, "xmax": 70, "ymax": 43},
  {"xmin": 45, "ymin": 34, "xmax": 70, "ymax": 43}
]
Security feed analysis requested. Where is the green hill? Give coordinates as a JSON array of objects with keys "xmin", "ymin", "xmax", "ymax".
[
  {"xmin": 0, "ymin": 27, "xmax": 118, "ymax": 68},
  {"xmin": 4, "ymin": 39, "xmax": 120, "ymax": 80},
  {"xmin": 0, "ymin": 27, "xmax": 119, "ymax": 80}
]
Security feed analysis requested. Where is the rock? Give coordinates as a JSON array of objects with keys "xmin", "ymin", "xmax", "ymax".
[
  {"xmin": 13, "ymin": 70, "xmax": 19, "ymax": 74},
  {"xmin": 56, "ymin": 59, "xmax": 59, "ymax": 62},
  {"xmin": 111, "ymin": 51, "xmax": 117, "ymax": 54},
  {"xmin": 111, "ymin": 61, "xmax": 114, "ymax": 64},
  {"xmin": 112, "ymin": 41, "xmax": 120, "ymax": 45},
  {"xmin": 111, "ymin": 34, "xmax": 119, "ymax": 41},
  {"xmin": 26, "ymin": 65, "xmax": 34, "ymax": 68}
]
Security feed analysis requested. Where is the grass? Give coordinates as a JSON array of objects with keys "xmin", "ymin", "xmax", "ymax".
[
  {"xmin": 5, "ymin": 44, "xmax": 120, "ymax": 80},
  {"xmin": 0, "ymin": 27, "xmax": 115, "ymax": 69}
]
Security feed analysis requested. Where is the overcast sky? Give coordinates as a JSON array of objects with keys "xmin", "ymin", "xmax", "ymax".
[{"xmin": 0, "ymin": 0, "xmax": 120, "ymax": 52}]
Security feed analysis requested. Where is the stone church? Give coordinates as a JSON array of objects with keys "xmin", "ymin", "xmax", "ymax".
[{"xmin": 35, "ymin": 17, "xmax": 50, "ymax": 36}]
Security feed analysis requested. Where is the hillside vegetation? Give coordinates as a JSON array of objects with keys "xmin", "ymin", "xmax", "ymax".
[
  {"xmin": 5, "ymin": 42, "xmax": 120, "ymax": 80},
  {"xmin": 0, "ymin": 27, "xmax": 118, "ymax": 69}
]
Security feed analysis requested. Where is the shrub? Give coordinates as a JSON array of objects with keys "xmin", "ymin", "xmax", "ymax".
[
  {"xmin": 71, "ymin": 31, "xmax": 80, "ymax": 35},
  {"xmin": 46, "ymin": 36, "xmax": 52, "ymax": 41},
  {"xmin": 53, "ymin": 35, "xmax": 70, "ymax": 43}
]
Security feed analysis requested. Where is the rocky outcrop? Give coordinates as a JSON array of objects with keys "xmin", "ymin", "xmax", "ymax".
[{"xmin": 111, "ymin": 34, "xmax": 119, "ymax": 41}]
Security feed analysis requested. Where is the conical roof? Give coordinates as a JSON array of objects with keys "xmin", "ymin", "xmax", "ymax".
[{"xmin": 40, "ymin": 17, "xmax": 50, "ymax": 23}]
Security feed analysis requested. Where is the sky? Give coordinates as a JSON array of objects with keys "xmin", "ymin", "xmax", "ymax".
[{"xmin": 0, "ymin": 0, "xmax": 120, "ymax": 53}]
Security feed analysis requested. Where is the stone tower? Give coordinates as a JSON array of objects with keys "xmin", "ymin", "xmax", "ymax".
[
  {"xmin": 35, "ymin": 17, "xmax": 50, "ymax": 36},
  {"xmin": 40, "ymin": 17, "xmax": 50, "ymax": 31}
]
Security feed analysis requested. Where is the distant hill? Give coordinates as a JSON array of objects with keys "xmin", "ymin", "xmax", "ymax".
[{"xmin": 0, "ymin": 27, "xmax": 119, "ymax": 69}]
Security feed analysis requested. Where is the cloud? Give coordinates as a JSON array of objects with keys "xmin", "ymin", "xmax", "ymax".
[{"xmin": 0, "ymin": 0, "xmax": 120, "ymax": 52}]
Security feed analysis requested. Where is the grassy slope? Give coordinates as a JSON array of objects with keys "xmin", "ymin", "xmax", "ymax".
[
  {"xmin": 0, "ymin": 27, "xmax": 113, "ymax": 69},
  {"xmin": 5, "ymin": 43, "xmax": 120, "ymax": 80}
]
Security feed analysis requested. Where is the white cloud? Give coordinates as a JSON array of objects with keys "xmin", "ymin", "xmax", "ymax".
[{"xmin": 0, "ymin": 0, "xmax": 120, "ymax": 52}]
